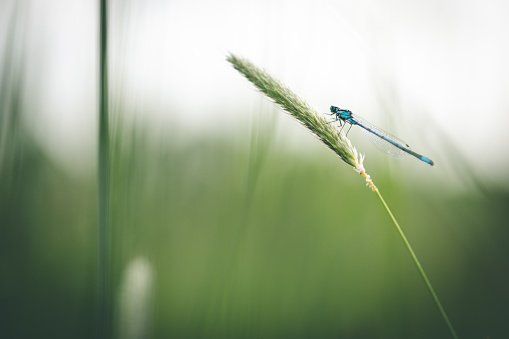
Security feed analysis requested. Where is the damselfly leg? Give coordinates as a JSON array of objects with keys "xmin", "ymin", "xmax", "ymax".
[
  {"xmin": 339, "ymin": 122, "xmax": 352, "ymax": 136},
  {"xmin": 324, "ymin": 111, "xmax": 352, "ymax": 136},
  {"xmin": 324, "ymin": 111, "xmax": 340, "ymax": 125}
]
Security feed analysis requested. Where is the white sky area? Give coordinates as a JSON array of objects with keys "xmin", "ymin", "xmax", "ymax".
[{"xmin": 4, "ymin": 0, "xmax": 509, "ymax": 187}]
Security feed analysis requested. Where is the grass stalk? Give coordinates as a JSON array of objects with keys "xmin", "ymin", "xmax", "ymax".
[
  {"xmin": 227, "ymin": 53, "xmax": 458, "ymax": 338},
  {"xmin": 98, "ymin": 0, "xmax": 110, "ymax": 337},
  {"xmin": 372, "ymin": 183, "xmax": 458, "ymax": 339}
]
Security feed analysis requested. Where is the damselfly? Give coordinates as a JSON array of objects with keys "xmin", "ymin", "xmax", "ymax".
[{"xmin": 328, "ymin": 106, "xmax": 434, "ymax": 166}]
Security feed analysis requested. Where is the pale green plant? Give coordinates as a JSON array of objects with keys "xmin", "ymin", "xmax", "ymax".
[
  {"xmin": 116, "ymin": 257, "xmax": 153, "ymax": 339},
  {"xmin": 227, "ymin": 53, "xmax": 458, "ymax": 339}
]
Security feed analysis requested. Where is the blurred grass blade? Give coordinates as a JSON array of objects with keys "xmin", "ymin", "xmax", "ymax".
[
  {"xmin": 98, "ymin": 0, "xmax": 111, "ymax": 337},
  {"xmin": 116, "ymin": 257, "xmax": 154, "ymax": 339}
]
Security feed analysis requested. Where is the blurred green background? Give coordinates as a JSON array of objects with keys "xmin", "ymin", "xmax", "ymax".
[{"xmin": 1, "ymin": 1, "xmax": 509, "ymax": 338}]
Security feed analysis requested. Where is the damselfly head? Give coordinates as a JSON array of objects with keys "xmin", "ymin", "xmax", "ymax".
[{"xmin": 330, "ymin": 106, "xmax": 352, "ymax": 118}]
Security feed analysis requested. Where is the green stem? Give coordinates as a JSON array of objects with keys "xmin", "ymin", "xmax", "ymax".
[
  {"xmin": 374, "ymin": 188, "xmax": 458, "ymax": 339},
  {"xmin": 98, "ymin": 0, "xmax": 110, "ymax": 337}
]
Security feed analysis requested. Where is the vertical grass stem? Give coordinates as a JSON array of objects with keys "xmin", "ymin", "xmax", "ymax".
[{"xmin": 98, "ymin": 0, "xmax": 110, "ymax": 337}]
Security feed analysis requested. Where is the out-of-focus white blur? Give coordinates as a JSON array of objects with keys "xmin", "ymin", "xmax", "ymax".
[{"xmin": 4, "ymin": 0, "xmax": 509, "ymax": 184}]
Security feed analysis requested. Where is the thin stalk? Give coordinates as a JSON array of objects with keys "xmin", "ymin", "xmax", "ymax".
[
  {"xmin": 362, "ymin": 171, "xmax": 458, "ymax": 339},
  {"xmin": 98, "ymin": 0, "xmax": 110, "ymax": 338}
]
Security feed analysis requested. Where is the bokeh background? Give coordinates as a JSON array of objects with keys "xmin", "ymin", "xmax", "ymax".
[{"xmin": 1, "ymin": 0, "xmax": 509, "ymax": 338}]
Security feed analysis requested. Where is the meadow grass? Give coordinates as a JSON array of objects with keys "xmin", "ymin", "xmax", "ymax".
[
  {"xmin": 98, "ymin": 0, "xmax": 111, "ymax": 337},
  {"xmin": 227, "ymin": 53, "xmax": 458, "ymax": 339},
  {"xmin": 4, "ymin": 3, "xmax": 509, "ymax": 339}
]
